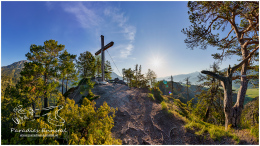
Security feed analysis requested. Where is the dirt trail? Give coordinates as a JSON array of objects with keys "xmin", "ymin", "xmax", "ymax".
[{"xmin": 90, "ymin": 83, "xmax": 258, "ymax": 145}]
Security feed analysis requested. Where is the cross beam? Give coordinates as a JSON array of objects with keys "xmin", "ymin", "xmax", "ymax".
[
  {"xmin": 95, "ymin": 35, "xmax": 114, "ymax": 84},
  {"xmin": 95, "ymin": 41, "xmax": 114, "ymax": 55}
]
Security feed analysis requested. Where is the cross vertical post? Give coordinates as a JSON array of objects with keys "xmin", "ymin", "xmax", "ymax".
[{"xmin": 101, "ymin": 35, "xmax": 105, "ymax": 82}]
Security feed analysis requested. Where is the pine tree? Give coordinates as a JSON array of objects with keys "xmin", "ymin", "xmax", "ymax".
[
  {"xmin": 184, "ymin": 77, "xmax": 191, "ymax": 103},
  {"xmin": 77, "ymin": 51, "xmax": 96, "ymax": 78},
  {"xmin": 105, "ymin": 60, "xmax": 113, "ymax": 80},
  {"xmin": 95, "ymin": 55, "xmax": 102, "ymax": 77},
  {"xmin": 182, "ymin": 1, "xmax": 259, "ymax": 129},
  {"xmin": 58, "ymin": 50, "xmax": 77, "ymax": 94},
  {"xmin": 122, "ymin": 68, "xmax": 126, "ymax": 81},
  {"xmin": 135, "ymin": 64, "xmax": 138, "ymax": 87},
  {"xmin": 124, "ymin": 68, "xmax": 134, "ymax": 87},
  {"xmin": 25, "ymin": 40, "xmax": 64, "ymax": 108},
  {"xmin": 18, "ymin": 62, "xmax": 45, "ymax": 113},
  {"xmin": 194, "ymin": 62, "xmax": 225, "ymax": 124},
  {"xmin": 146, "ymin": 69, "xmax": 157, "ymax": 88}
]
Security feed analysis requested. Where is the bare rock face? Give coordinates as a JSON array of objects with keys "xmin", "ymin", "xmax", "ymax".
[
  {"xmin": 117, "ymin": 80, "xmax": 127, "ymax": 85},
  {"xmin": 91, "ymin": 83, "xmax": 186, "ymax": 145}
]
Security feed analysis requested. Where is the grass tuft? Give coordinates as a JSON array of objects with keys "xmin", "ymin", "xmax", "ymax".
[
  {"xmin": 148, "ymin": 93, "xmax": 155, "ymax": 101},
  {"xmin": 250, "ymin": 124, "xmax": 259, "ymax": 140},
  {"xmin": 161, "ymin": 101, "xmax": 168, "ymax": 110}
]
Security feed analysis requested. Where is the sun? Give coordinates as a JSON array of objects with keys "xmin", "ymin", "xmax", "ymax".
[{"xmin": 152, "ymin": 57, "xmax": 161, "ymax": 68}]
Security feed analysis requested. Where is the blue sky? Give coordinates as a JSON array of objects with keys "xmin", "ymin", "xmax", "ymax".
[{"xmin": 1, "ymin": 1, "xmax": 241, "ymax": 78}]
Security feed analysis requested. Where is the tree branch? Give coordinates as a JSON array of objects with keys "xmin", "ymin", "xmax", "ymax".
[
  {"xmin": 201, "ymin": 70, "xmax": 225, "ymax": 81},
  {"xmin": 223, "ymin": 37, "xmax": 236, "ymax": 49},
  {"xmin": 206, "ymin": 16, "xmax": 220, "ymax": 32},
  {"xmin": 243, "ymin": 40, "xmax": 259, "ymax": 48},
  {"xmin": 231, "ymin": 46, "xmax": 259, "ymax": 73},
  {"xmin": 221, "ymin": 28, "xmax": 234, "ymax": 41}
]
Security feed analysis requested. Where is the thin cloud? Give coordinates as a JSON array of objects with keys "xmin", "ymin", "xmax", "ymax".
[
  {"xmin": 61, "ymin": 2, "xmax": 136, "ymax": 59},
  {"xmin": 104, "ymin": 7, "xmax": 136, "ymax": 58},
  {"xmin": 62, "ymin": 2, "xmax": 102, "ymax": 28},
  {"xmin": 45, "ymin": 1, "xmax": 54, "ymax": 10},
  {"xmin": 120, "ymin": 44, "xmax": 133, "ymax": 58},
  {"xmin": 104, "ymin": 8, "xmax": 136, "ymax": 42}
]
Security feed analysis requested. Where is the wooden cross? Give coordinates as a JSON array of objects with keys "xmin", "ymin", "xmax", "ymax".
[{"xmin": 95, "ymin": 35, "xmax": 114, "ymax": 84}]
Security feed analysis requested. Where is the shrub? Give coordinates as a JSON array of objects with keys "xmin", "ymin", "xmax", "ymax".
[
  {"xmin": 151, "ymin": 87, "xmax": 164, "ymax": 103},
  {"xmin": 161, "ymin": 101, "xmax": 168, "ymax": 110},
  {"xmin": 148, "ymin": 93, "xmax": 155, "ymax": 101},
  {"xmin": 5, "ymin": 97, "xmax": 121, "ymax": 145},
  {"xmin": 240, "ymin": 97, "xmax": 259, "ymax": 129}
]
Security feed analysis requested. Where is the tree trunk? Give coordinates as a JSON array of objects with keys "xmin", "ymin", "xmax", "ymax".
[
  {"xmin": 201, "ymin": 46, "xmax": 258, "ymax": 130},
  {"xmin": 44, "ymin": 73, "xmax": 48, "ymax": 108},
  {"xmin": 221, "ymin": 77, "xmax": 233, "ymax": 130},
  {"xmin": 62, "ymin": 77, "xmax": 64, "ymax": 95},
  {"xmin": 231, "ymin": 49, "xmax": 249, "ymax": 127},
  {"xmin": 66, "ymin": 76, "xmax": 68, "ymax": 93},
  {"xmin": 187, "ymin": 85, "xmax": 189, "ymax": 103},
  {"xmin": 204, "ymin": 106, "xmax": 210, "ymax": 121},
  {"xmin": 32, "ymin": 102, "xmax": 36, "ymax": 118}
]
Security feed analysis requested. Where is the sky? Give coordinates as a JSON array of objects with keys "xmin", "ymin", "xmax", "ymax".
[{"xmin": 1, "ymin": 1, "xmax": 242, "ymax": 78}]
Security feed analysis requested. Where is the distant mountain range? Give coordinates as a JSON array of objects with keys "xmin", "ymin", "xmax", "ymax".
[
  {"xmin": 1, "ymin": 60, "xmax": 28, "ymax": 91},
  {"xmin": 1, "ymin": 60, "xmax": 28, "ymax": 79},
  {"xmin": 1, "ymin": 60, "xmax": 258, "ymax": 90},
  {"xmin": 111, "ymin": 72, "xmax": 123, "ymax": 80},
  {"xmin": 157, "ymin": 71, "xmax": 201, "ymax": 85},
  {"xmin": 158, "ymin": 69, "xmax": 258, "ymax": 89}
]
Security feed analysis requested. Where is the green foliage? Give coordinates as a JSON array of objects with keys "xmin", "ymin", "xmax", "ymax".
[
  {"xmin": 151, "ymin": 87, "xmax": 164, "ymax": 103},
  {"xmin": 78, "ymin": 78, "xmax": 99, "ymax": 104},
  {"xmin": 246, "ymin": 88, "xmax": 259, "ymax": 99},
  {"xmin": 2, "ymin": 97, "xmax": 121, "ymax": 145},
  {"xmin": 155, "ymin": 94, "xmax": 240, "ymax": 143},
  {"xmin": 185, "ymin": 115, "xmax": 239, "ymax": 143},
  {"xmin": 1, "ymin": 40, "xmax": 121, "ymax": 144},
  {"xmin": 58, "ymin": 49, "xmax": 78, "ymax": 94},
  {"xmin": 1, "ymin": 85, "xmax": 24, "ymax": 140},
  {"xmin": 192, "ymin": 63, "xmax": 225, "ymax": 125},
  {"xmin": 123, "ymin": 68, "xmax": 135, "ymax": 87},
  {"xmin": 148, "ymin": 93, "xmax": 155, "ymax": 101},
  {"xmin": 95, "ymin": 55, "xmax": 102, "ymax": 77},
  {"xmin": 79, "ymin": 78, "xmax": 95, "ymax": 97},
  {"xmin": 24, "ymin": 40, "xmax": 65, "ymax": 108},
  {"xmin": 60, "ymin": 98, "xmax": 121, "ymax": 145},
  {"xmin": 187, "ymin": 98, "xmax": 194, "ymax": 112},
  {"xmin": 250, "ymin": 124, "xmax": 259, "ymax": 140},
  {"xmin": 240, "ymin": 97, "xmax": 259, "ymax": 140},
  {"xmin": 105, "ymin": 60, "xmax": 113, "ymax": 80},
  {"xmin": 183, "ymin": 2, "xmax": 259, "ymax": 62},
  {"xmin": 146, "ymin": 69, "xmax": 157, "ymax": 87},
  {"xmin": 77, "ymin": 51, "xmax": 96, "ymax": 78},
  {"xmin": 122, "ymin": 65, "xmax": 149, "ymax": 88},
  {"xmin": 173, "ymin": 98, "xmax": 188, "ymax": 117},
  {"xmin": 161, "ymin": 101, "xmax": 168, "ymax": 110}
]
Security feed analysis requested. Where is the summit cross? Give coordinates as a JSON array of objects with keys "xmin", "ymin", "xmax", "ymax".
[{"xmin": 95, "ymin": 35, "xmax": 114, "ymax": 84}]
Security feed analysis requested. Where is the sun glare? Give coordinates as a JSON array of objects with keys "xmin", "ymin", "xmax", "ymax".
[{"xmin": 152, "ymin": 57, "xmax": 161, "ymax": 68}]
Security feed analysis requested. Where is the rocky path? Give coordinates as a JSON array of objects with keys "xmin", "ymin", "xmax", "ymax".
[
  {"xmin": 91, "ymin": 83, "xmax": 258, "ymax": 145},
  {"xmin": 92, "ymin": 83, "xmax": 186, "ymax": 144}
]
